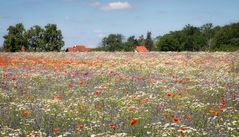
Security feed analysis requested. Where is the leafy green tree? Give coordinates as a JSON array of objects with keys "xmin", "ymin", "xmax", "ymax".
[
  {"xmin": 145, "ymin": 32, "xmax": 154, "ymax": 51},
  {"xmin": 156, "ymin": 24, "xmax": 207, "ymax": 51},
  {"xmin": 200, "ymin": 23, "xmax": 215, "ymax": 51},
  {"xmin": 3, "ymin": 23, "xmax": 65, "ymax": 52},
  {"xmin": 151, "ymin": 35, "xmax": 161, "ymax": 51},
  {"xmin": 102, "ymin": 34, "xmax": 124, "ymax": 51},
  {"xmin": 123, "ymin": 35, "xmax": 138, "ymax": 51},
  {"xmin": 42, "ymin": 24, "xmax": 64, "ymax": 52},
  {"xmin": 3, "ymin": 23, "xmax": 27, "ymax": 52},
  {"xmin": 138, "ymin": 35, "xmax": 145, "ymax": 45},
  {"xmin": 157, "ymin": 34, "xmax": 178, "ymax": 51},
  {"xmin": 26, "ymin": 25, "xmax": 45, "ymax": 51},
  {"xmin": 212, "ymin": 23, "xmax": 239, "ymax": 51},
  {"xmin": 182, "ymin": 24, "xmax": 201, "ymax": 51}
]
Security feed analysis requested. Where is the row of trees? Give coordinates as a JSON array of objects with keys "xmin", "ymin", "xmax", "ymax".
[
  {"xmin": 96, "ymin": 22, "xmax": 239, "ymax": 52},
  {"xmin": 94, "ymin": 32, "xmax": 154, "ymax": 51},
  {"xmin": 156, "ymin": 22, "xmax": 239, "ymax": 52},
  {"xmin": 2, "ymin": 23, "xmax": 64, "ymax": 52},
  {"xmin": 1, "ymin": 22, "xmax": 238, "ymax": 52}
]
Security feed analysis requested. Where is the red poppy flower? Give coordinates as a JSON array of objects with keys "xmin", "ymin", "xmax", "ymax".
[
  {"xmin": 79, "ymin": 124, "xmax": 84, "ymax": 129},
  {"xmin": 128, "ymin": 107, "xmax": 133, "ymax": 112},
  {"xmin": 130, "ymin": 118, "xmax": 137, "ymax": 126},
  {"xmin": 220, "ymin": 99, "xmax": 225, "ymax": 105},
  {"xmin": 84, "ymin": 72, "xmax": 88, "ymax": 76},
  {"xmin": 23, "ymin": 111, "xmax": 30, "ymax": 117},
  {"xmin": 140, "ymin": 77, "xmax": 145, "ymax": 81},
  {"xmin": 12, "ymin": 75, "xmax": 17, "ymax": 80},
  {"xmin": 109, "ymin": 123, "xmax": 116, "ymax": 129},
  {"xmin": 52, "ymin": 128, "xmax": 59, "ymax": 135},
  {"xmin": 54, "ymin": 96, "xmax": 61, "ymax": 101},
  {"xmin": 95, "ymin": 91, "xmax": 102, "ymax": 95},
  {"xmin": 173, "ymin": 117, "xmax": 180, "ymax": 123},
  {"xmin": 167, "ymin": 93, "xmax": 173, "ymax": 97}
]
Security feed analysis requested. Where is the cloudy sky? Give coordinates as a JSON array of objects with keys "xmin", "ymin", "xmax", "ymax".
[{"xmin": 0, "ymin": 0, "xmax": 239, "ymax": 48}]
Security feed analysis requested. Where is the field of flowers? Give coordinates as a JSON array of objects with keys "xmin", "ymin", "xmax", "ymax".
[{"xmin": 0, "ymin": 52, "xmax": 239, "ymax": 137}]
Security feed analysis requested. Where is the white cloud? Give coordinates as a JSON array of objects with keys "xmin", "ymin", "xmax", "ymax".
[
  {"xmin": 105, "ymin": 2, "xmax": 131, "ymax": 10},
  {"xmin": 93, "ymin": 1, "xmax": 131, "ymax": 10}
]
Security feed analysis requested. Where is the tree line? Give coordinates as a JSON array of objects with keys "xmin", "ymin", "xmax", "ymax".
[
  {"xmin": 2, "ymin": 23, "xmax": 64, "ymax": 52},
  {"xmin": 96, "ymin": 22, "xmax": 239, "ymax": 52},
  {"xmin": 156, "ymin": 22, "xmax": 239, "ymax": 52},
  {"xmin": 94, "ymin": 32, "xmax": 154, "ymax": 51},
  {"xmin": 1, "ymin": 22, "xmax": 239, "ymax": 52}
]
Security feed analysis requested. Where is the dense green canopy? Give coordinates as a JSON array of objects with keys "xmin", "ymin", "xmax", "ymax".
[
  {"xmin": 3, "ymin": 23, "xmax": 64, "ymax": 52},
  {"xmin": 2, "ymin": 22, "xmax": 239, "ymax": 52}
]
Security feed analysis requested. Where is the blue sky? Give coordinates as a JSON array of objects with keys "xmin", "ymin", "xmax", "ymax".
[{"xmin": 0, "ymin": 0, "xmax": 239, "ymax": 48}]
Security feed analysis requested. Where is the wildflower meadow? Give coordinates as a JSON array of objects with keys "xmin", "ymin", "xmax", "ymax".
[{"xmin": 0, "ymin": 52, "xmax": 238, "ymax": 137}]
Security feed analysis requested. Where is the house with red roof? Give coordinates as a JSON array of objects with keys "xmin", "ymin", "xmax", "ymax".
[
  {"xmin": 135, "ymin": 46, "xmax": 149, "ymax": 52},
  {"xmin": 75, "ymin": 45, "xmax": 92, "ymax": 52},
  {"xmin": 65, "ymin": 47, "xmax": 77, "ymax": 52},
  {"xmin": 66, "ymin": 45, "xmax": 93, "ymax": 52}
]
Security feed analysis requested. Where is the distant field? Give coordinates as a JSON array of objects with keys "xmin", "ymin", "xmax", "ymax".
[{"xmin": 0, "ymin": 52, "xmax": 239, "ymax": 136}]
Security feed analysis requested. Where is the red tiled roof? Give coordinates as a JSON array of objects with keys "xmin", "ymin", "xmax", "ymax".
[
  {"xmin": 75, "ymin": 45, "xmax": 92, "ymax": 52},
  {"xmin": 66, "ymin": 45, "xmax": 93, "ymax": 52},
  {"xmin": 135, "ymin": 46, "xmax": 149, "ymax": 52},
  {"xmin": 66, "ymin": 47, "xmax": 77, "ymax": 52}
]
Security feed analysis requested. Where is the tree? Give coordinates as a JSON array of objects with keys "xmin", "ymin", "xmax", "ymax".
[
  {"xmin": 42, "ymin": 24, "xmax": 64, "ymax": 52},
  {"xmin": 156, "ymin": 24, "xmax": 207, "ymax": 51},
  {"xmin": 102, "ymin": 34, "xmax": 124, "ymax": 51},
  {"xmin": 145, "ymin": 32, "xmax": 154, "ymax": 51},
  {"xmin": 123, "ymin": 35, "xmax": 138, "ymax": 51},
  {"xmin": 212, "ymin": 23, "xmax": 239, "ymax": 51},
  {"xmin": 152, "ymin": 35, "xmax": 161, "ymax": 51},
  {"xmin": 200, "ymin": 23, "xmax": 215, "ymax": 51},
  {"xmin": 3, "ymin": 23, "xmax": 27, "ymax": 52},
  {"xmin": 26, "ymin": 25, "xmax": 45, "ymax": 51},
  {"xmin": 182, "ymin": 24, "xmax": 203, "ymax": 51},
  {"xmin": 156, "ymin": 33, "xmax": 180, "ymax": 51},
  {"xmin": 3, "ymin": 23, "xmax": 65, "ymax": 52},
  {"xmin": 138, "ymin": 35, "xmax": 145, "ymax": 45}
]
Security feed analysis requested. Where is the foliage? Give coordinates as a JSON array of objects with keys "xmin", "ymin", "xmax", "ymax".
[
  {"xmin": 3, "ymin": 23, "xmax": 27, "ymax": 52},
  {"xmin": 42, "ymin": 24, "xmax": 64, "ymax": 52},
  {"xmin": 100, "ymin": 33, "xmax": 155, "ymax": 52},
  {"xmin": 101, "ymin": 34, "xmax": 124, "ymax": 51},
  {"xmin": 123, "ymin": 36, "xmax": 139, "ymax": 51},
  {"xmin": 26, "ymin": 25, "xmax": 45, "ymax": 52},
  {"xmin": 213, "ymin": 23, "xmax": 239, "ymax": 51},
  {"xmin": 98, "ymin": 22, "xmax": 239, "ymax": 52},
  {"xmin": 3, "ymin": 23, "xmax": 64, "ymax": 52},
  {"xmin": 155, "ymin": 22, "xmax": 239, "ymax": 52},
  {"xmin": 145, "ymin": 32, "xmax": 154, "ymax": 51}
]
